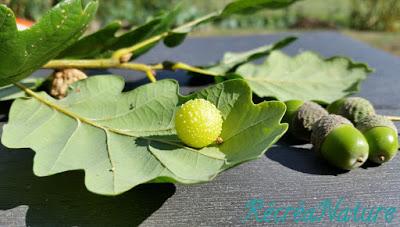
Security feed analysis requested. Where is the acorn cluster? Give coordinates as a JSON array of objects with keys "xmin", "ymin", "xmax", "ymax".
[{"xmin": 284, "ymin": 97, "xmax": 399, "ymax": 170}]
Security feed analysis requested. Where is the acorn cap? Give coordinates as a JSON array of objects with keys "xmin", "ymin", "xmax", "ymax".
[
  {"xmin": 357, "ymin": 115, "xmax": 398, "ymax": 134},
  {"xmin": 311, "ymin": 114, "xmax": 353, "ymax": 152},
  {"xmin": 291, "ymin": 101, "xmax": 328, "ymax": 141},
  {"xmin": 335, "ymin": 97, "xmax": 375, "ymax": 123}
]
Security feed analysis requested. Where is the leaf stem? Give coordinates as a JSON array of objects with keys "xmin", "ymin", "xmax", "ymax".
[
  {"xmin": 45, "ymin": 59, "xmax": 119, "ymax": 68},
  {"xmin": 13, "ymin": 82, "xmax": 153, "ymax": 138},
  {"xmin": 43, "ymin": 11, "xmax": 223, "ymax": 82},
  {"xmin": 44, "ymin": 59, "xmax": 158, "ymax": 82},
  {"xmin": 171, "ymin": 62, "xmax": 220, "ymax": 77},
  {"xmin": 44, "ymin": 59, "xmax": 220, "ymax": 82},
  {"xmin": 13, "ymin": 83, "xmax": 220, "ymax": 159},
  {"xmin": 111, "ymin": 11, "xmax": 220, "ymax": 61},
  {"xmin": 13, "ymin": 82, "xmax": 104, "ymax": 130},
  {"xmin": 119, "ymin": 63, "xmax": 157, "ymax": 83},
  {"xmin": 386, "ymin": 115, "xmax": 400, "ymax": 122},
  {"xmin": 111, "ymin": 34, "xmax": 167, "ymax": 61},
  {"xmin": 172, "ymin": 12, "xmax": 220, "ymax": 32}
]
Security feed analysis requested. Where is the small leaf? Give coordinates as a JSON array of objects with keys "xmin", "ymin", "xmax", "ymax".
[
  {"xmin": 206, "ymin": 36, "xmax": 297, "ymax": 74},
  {"xmin": 163, "ymin": 31, "xmax": 187, "ymax": 48},
  {"xmin": 2, "ymin": 76, "xmax": 287, "ymax": 195},
  {"xmin": 236, "ymin": 51, "xmax": 373, "ymax": 103},
  {"xmin": 0, "ymin": 0, "xmax": 98, "ymax": 86},
  {"xmin": 163, "ymin": 12, "xmax": 218, "ymax": 47},
  {"xmin": 0, "ymin": 78, "xmax": 44, "ymax": 101},
  {"xmin": 221, "ymin": 0, "xmax": 298, "ymax": 17},
  {"xmin": 162, "ymin": 0, "xmax": 298, "ymax": 49}
]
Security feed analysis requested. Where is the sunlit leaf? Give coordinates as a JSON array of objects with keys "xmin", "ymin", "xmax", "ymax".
[
  {"xmin": 0, "ymin": 0, "xmax": 98, "ymax": 86},
  {"xmin": 2, "ymin": 76, "xmax": 287, "ymax": 195},
  {"xmin": 236, "ymin": 51, "xmax": 373, "ymax": 103}
]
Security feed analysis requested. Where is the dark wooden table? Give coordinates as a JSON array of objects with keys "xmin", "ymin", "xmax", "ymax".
[{"xmin": 1, "ymin": 32, "xmax": 400, "ymax": 226}]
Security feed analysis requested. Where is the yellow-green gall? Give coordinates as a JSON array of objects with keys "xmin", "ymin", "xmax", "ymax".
[{"xmin": 175, "ymin": 99, "xmax": 223, "ymax": 148}]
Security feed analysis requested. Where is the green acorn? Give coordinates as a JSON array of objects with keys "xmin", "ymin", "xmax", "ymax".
[
  {"xmin": 283, "ymin": 100, "xmax": 304, "ymax": 125},
  {"xmin": 327, "ymin": 97, "xmax": 375, "ymax": 124},
  {"xmin": 283, "ymin": 100, "xmax": 328, "ymax": 141},
  {"xmin": 356, "ymin": 115, "xmax": 399, "ymax": 164},
  {"xmin": 311, "ymin": 115, "xmax": 369, "ymax": 170}
]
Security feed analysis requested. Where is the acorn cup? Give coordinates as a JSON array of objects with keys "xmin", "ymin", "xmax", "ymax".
[
  {"xmin": 311, "ymin": 115, "xmax": 369, "ymax": 170},
  {"xmin": 327, "ymin": 97, "xmax": 375, "ymax": 124},
  {"xmin": 283, "ymin": 100, "xmax": 328, "ymax": 141},
  {"xmin": 356, "ymin": 115, "xmax": 399, "ymax": 164}
]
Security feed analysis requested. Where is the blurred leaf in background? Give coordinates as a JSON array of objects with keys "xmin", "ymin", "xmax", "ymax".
[
  {"xmin": 350, "ymin": 0, "xmax": 400, "ymax": 32},
  {"xmin": 1, "ymin": 0, "xmax": 399, "ymax": 55},
  {"xmin": 2, "ymin": 0, "xmax": 399, "ymax": 32}
]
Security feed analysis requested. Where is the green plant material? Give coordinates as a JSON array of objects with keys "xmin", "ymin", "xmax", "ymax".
[
  {"xmin": 57, "ymin": 21, "xmax": 122, "ymax": 59},
  {"xmin": 207, "ymin": 37, "xmax": 297, "ymax": 75},
  {"xmin": 0, "ymin": 0, "xmax": 98, "ymax": 87},
  {"xmin": 0, "ymin": 78, "xmax": 44, "ymax": 101},
  {"xmin": 290, "ymin": 101, "xmax": 328, "ymax": 141},
  {"xmin": 350, "ymin": 0, "xmax": 400, "ymax": 32},
  {"xmin": 311, "ymin": 114, "xmax": 369, "ymax": 170},
  {"xmin": 163, "ymin": 0, "xmax": 299, "ymax": 48},
  {"xmin": 221, "ymin": 0, "xmax": 298, "ymax": 16},
  {"xmin": 175, "ymin": 99, "xmax": 223, "ymax": 148},
  {"xmin": 320, "ymin": 124, "xmax": 369, "ymax": 170},
  {"xmin": 327, "ymin": 97, "xmax": 375, "ymax": 124},
  {"xmin": 364, "ymin": 127, "xmax": 398, "ymax": 164},
  {"xmin": 58, "ymin": 6, "xmax": 180, "ymax": 60},
  {"xmin": 161, "ymin": 37, "xmax": 296, "ymax": 81},
  {"xmin": 282, "ymin": 99, "xmax": 304, "ymax": 124},
  {"xmin": 357, "ymin": 115, "xmax": 399, "ymax": 164},
  {"xmin": 58, "ymin": 0, "xmax": 299, "ymax": 60},
  {"xmin": 234, "ymin": 51, "xmax": 373, "ymax": 103},
  {"xmin": 1, "ymin": 76, "xmax": 287, "ymax": 195}
]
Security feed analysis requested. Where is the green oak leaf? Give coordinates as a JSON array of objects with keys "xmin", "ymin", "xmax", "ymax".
[
  {"xmin": 221, "ymin": 0, "xmax": 298, "ymax": 16},
  {"xmin": 162, "ymin": 13, "xmax": 218, "ymax": 48},
  {"xmin": 164, "ymin": 0, "xmax": 299, "ymax": 47},
  {"xmin": 206, "ymin": 36, "xmax": 297, "ymax": 75},
  {"xmin": 163, "ymin": 0, "xmax": 298, "ymax": 49},
  {"xmin": 59, "ymin": 6, "xmax": 180, "ymax": 59},
  {"xmin": 0, "ymin": 78, "xmax": 44, "ymax": 101},
  {"xmin": 0, "ymin": 0, "xmax": 98, "ymax": 86},
  {"xmin": 59, "ymin": 0, "xmax": 298, "ymax": 59},
  {"xmin": 162, "ymin": 37, "xmax": 295, "ymax": 80},
  {"xmin": 1, "ymin": 76, "xmax": 287, "ymax": 195},
  {"xmin": 236, "ymin": 51, "xmax": 373, "ymax": 103}
]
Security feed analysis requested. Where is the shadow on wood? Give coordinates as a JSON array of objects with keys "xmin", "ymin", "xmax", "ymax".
[
  {"xmin": 265, "ymin": 142, "xmax": 348, "ymax": 176},
  {"xmin": 0, "ymin": 144, "xmax": 175, "ymax": 226}
]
